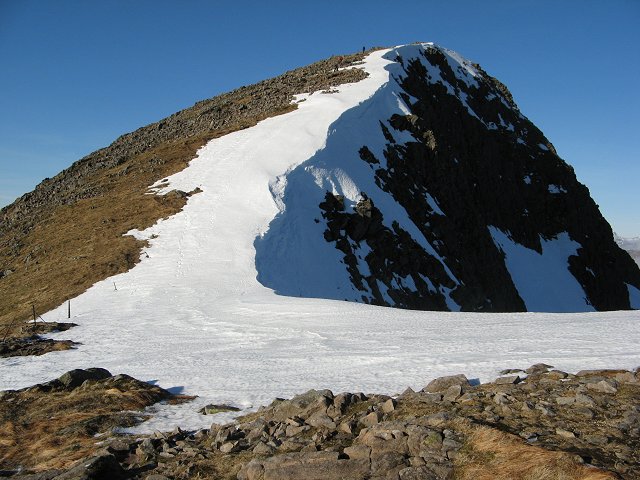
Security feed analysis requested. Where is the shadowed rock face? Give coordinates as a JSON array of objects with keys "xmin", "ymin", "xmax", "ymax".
[{"xmin": 317, "ymin": 44, "xmax": 640, "ymax": 312}]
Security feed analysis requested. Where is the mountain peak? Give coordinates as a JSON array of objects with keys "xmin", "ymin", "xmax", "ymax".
[{"xmin": 1, "ymin": 43, "xmax": 639, "ymax": 339}]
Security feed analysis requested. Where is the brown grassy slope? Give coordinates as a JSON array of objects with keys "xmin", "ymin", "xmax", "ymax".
[
  {"xmin": 454, "ymin": 422, "xmax": 615, "ymax": 480},
  {"xmin": 0, "ymin": 52, "xmax": 370, "ymax": 334}
]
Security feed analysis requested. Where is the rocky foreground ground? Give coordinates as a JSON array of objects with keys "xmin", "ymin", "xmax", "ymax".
[{"xmin": 1, "ymin": 364, "xmax": 638, "ymax": 479}]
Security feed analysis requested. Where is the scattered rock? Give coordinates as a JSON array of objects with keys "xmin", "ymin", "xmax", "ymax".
[
  {"xmin": 500, "ymin": 368, "xmax": 524, "ymax": 375},
  {"xmin": 6, "ymin": 366, "xmax": 638, "ymax": 479},
  {"xmin": 0, "ymin": 337, "xmax": 77, "ymax": 358},
  {"xmin": 556, "ymin": 428, "xmax": 576, "ymax": 439}
]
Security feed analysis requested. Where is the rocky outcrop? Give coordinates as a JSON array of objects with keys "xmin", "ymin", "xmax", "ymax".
[
  {"xmin": 6, "ymin": 365, "xmax": 638, "ymax": 479},
  {"xmin": 0, "ymin": 322, "xmax": 77, "ymax": 358}
]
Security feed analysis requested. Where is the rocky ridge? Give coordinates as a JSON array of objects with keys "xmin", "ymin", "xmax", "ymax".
[{"xmin": 3, "ymin": 365, "xmax": 638, "ymax": 479}]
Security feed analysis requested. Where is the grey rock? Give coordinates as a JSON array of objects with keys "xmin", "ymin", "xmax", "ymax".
[
  {"xmin": 423, "ymin": 374, "xmax": 470, "ymax": 393},
  {"xmin": 360, "ymin": 411, "xmax": 382, "ymax": 427},
  {"xmin": 420, "ymin": 412, "xmax": 449, "ymax": 427},
  {"xmin": 53, "ymin": 453, "xmax": 126, "ymax": 480},
  {"xmin": 493, "ymin": 392, "xmax": 509, "ymax": 405},
  {"xmin": 371, "ymin": 451, "xmax": 407, "ymax": 477},
  {"xmin": 614, "ymin": 371, "xmax": 637, "ymax": 383},
  {"xmin": 419, "ymin": 392, "xmax": 443, "ymax": 403},
  {"xmin": 238, "ymin": 450, "xmax": 370, "ymax": 480},
  {"xmin": 253, "ymin": 441, "xmax": 276, "ymax": 455},
  {"xmin": 555, "ymin": 396, "xmax": 576, "ymax": 406},
  {"xmin": 136, "ymin": 438, "xmax": 156, "ymax": 457},
  {"xmin": 442, "ymin": 384, "xmax": 462, "ymax": 402},
  {"xmin": 574, "ymin": 393, "xmax": 596, "ymax": 407},
  {"xmin": 494, "ymin": 375, "xmax": 521, "ymax": 385},
  {"xmin": 57, "ymin": 368, "xmax": 112, "ymax": 389},
  {"xmin": 381, "ymin": 398, "xmax": 396, "ymax": 413},
  {"xmin": 285, "ymin": 424, "xmax": 308, "ymax": 437},
  {"xmin": 525, "ymin": 363, "xmax": 554, "ymax": 374},
  {"xmin": 574, "ymin": 407, "xmax": 594, "ymax": 419},
  {"xmin": 343, "ymin": 444, "xmax": 371, "ymax": 460},
  {"xmin": 586, "ymin": 380, "xmax": 618, "ymax": 394},
  {"xmin": 200, "ymin": 403, "xmax": 241, "ymax": 415},
  {"xmin": 270, "ymin": 389, "xmax": 333, "ymax": 421},
  {"xmin": 219, "ymin": 441, "xmax": 242, "ymax": 453},
  {"xmin": 583, "ymin": 434, "xmax": 609, "ymax": 446},
  {"xmin": 305, "ymin": 411, "xmax": 336, "ymax": 430},
  {"xmin": 338, "ymin": 420, "xmax": 355, "ymax": 435}
]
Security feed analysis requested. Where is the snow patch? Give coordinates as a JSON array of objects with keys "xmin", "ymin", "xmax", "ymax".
[
  {"xmin": 489, "ymin": 227, "xmax": 594, "ymax": 312},
  {"xmin": 628, "ymin": 283, "xmax": 640, "ymax": 309},
  {"xmin": 548, "ymin": 184, "xmax": 567, "ymax": 194},
  {"xmin": 425, "ymin": 193, "xmax": 445, "ymax": 215}
]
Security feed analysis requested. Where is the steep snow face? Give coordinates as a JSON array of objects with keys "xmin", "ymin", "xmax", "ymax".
[{"xmin": 255, "ymin": 43, "xmax": 640, "ymax": 312}]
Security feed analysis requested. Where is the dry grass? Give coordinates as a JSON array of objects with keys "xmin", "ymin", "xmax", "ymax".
[
  {"xmin": 454, "ymin": 422, "xmax": 615, "ymax": 480},
  {"xmin": 0, "ymin": 377, "xmax": 171, "ymax": 471}
]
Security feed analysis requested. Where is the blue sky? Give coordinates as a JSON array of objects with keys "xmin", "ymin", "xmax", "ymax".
[{"xmin": 1, "ymin": 0, "xmax": 638, "ymax": 236}]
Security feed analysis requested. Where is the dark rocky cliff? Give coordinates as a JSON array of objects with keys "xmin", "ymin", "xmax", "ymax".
[{"xmin": 262, "ymin": 44, "xmax": 640, "ymax": 312}]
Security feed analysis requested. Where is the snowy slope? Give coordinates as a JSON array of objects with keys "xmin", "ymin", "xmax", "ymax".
[
  {"xmin": 255, "ymin": 45, "xmax": 460, "ymax": 306},
  {"xmin": 2, "ymin": 46, "xmax": 639, "ymax": 433}
]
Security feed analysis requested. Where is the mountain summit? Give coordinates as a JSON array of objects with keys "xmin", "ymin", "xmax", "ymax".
[
  {"xmin": 255, "ymin": 43, "xmax": 640, "ymax": 312},
  {"xmin": 1, "ymin": 43, "xmax": 639, "ymax": 324}
]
